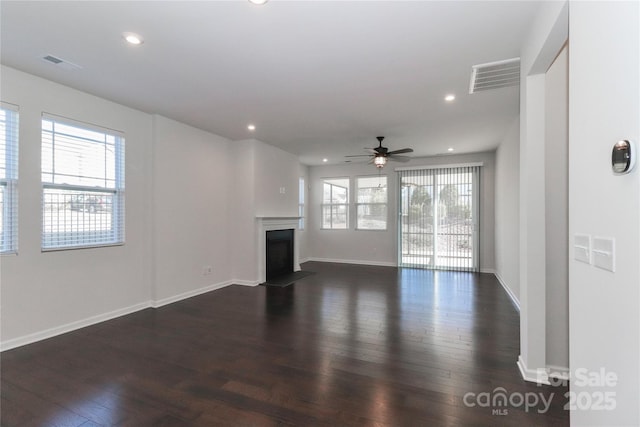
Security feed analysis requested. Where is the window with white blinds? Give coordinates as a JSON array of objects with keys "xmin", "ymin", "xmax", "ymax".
[
  {"xmin": 0, "ymin": 104, "xmax": 19, "ymax": 254},
  {"xmin": 41, "ymin": 114, "xmax": 125, "ymax": 250},
  {"xmin": 398, "ymin": 165, "xmax": 480, "ymax": 271}
]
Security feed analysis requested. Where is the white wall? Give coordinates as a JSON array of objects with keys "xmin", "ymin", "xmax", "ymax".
[
  {"xmin": 544, "ymin": 45, "xmax": 569, "ymax": 371},
  {"xmin": 569, "ymin": 2, "xmax": 640, "ymax": 425},
  {"xmin": 0, "ymin": 67, "xmax": 309, "ymax": 349},
  {"xmin": 298, "ymin": 163, "xmax": 310, "ymax": 262},
  {"xmin": 230, "ymin": 140, "xmax": 258, "ymax": 284},
  {"xmin": 152, "ymin": 115, "xmax": 233, "ymax": 304},
  {"xmin": 0, "ymin": 66, "xmax": 154, "ymax": 347},
  {"xmin": 518, "ymin": 0, "xmax": 568, "ymax": 382},
  {"xmin": 494, "ymin": 118, "xmax": 520, "ymax": 304},
  {"xmin": 254, "ymin": 141, "xmax": 301, "ymax": 217},
  {"xmin": 230, "ymin": 139, "xmax": 302, "ymax": 284},
  {"xmin": 307, "ymin": 151, "xmax": 496, "ymax": 271}
]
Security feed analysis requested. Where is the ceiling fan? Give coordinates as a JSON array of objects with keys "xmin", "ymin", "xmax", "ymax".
[{"xmin": 346, "ymin": 136, "xmax": 414, "ymax": 168}]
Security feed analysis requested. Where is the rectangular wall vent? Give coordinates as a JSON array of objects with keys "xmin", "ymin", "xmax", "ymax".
[
  {"xmin": 43, "ymin": 55, "xmax": 63, "ymax": 64},
  {"xmin": 41, "ymin": 54, "xmax": 82, "ymax": 71},
  {"xmin": 469, "ymin": 57, "xmax": 520, "ymax": 94}
]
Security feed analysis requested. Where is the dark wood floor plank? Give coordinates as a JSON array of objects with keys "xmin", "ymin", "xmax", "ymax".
[{"xmin": 1, "ymin": 262, "xmax": 569, "ymax": 426}]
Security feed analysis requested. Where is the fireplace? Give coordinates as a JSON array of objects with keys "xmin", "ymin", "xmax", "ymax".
[
  {"xmin": 266, "ymin": 229, "xmax": 294, "ymax": 281},
  {"xmin": 256, "ymin": 217, "xmax": 301, "ymax": 284}
]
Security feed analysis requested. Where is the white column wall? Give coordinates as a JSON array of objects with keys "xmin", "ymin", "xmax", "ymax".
[{"xmin": 568, "ymin": 2, "xmax": 640, "ymax": 425}]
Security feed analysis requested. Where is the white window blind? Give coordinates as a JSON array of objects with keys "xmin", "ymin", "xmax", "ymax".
[
  {"xmin": 356, "ymin": 175, "xmax": 387, "ymax": 230},
  {"xmin": 398, "ymin": 165, "xmax": 480, "ymax": 272},
  {"xmin": 0, "ymin": 103, "xmax": 19, "ymax": 254},
  {"xmin": 321, "ymin": 178, "xmax": 349, "ymax": 229},
  {"xmin": 41, "ymin": 114, "xmax": 125, "ymax": 250}
]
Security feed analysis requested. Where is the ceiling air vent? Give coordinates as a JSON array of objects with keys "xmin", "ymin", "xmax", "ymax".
[
  {"xmin": 41, "ymin": 54, "xmax": 82, "ymax": 71},
  {"xmin": 469, "ymin": 57, "xmax": 520, "ymax": 94}
]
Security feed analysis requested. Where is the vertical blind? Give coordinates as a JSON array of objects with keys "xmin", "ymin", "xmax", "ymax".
[
  {"xmin": 41, "ymin": 113, "xmax": 125, "ymax": 250},
  {"xmin": 0, "ymin": 103, "xmax": 19, "ymax": 253},
  {"xmin": 398, "ymin": 164, "xmax": 480, "ymax": 272}
]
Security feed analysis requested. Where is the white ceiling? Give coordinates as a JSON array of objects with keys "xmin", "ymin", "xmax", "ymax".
[{"xmin": 1, "ymin": 1, "xmax": 540, "ymax": 165}]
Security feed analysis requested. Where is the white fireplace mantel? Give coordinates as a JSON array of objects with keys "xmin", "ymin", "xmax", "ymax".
[{"xmin": 256, "ymin": 216, "xmax": 301, "ymax": 284}]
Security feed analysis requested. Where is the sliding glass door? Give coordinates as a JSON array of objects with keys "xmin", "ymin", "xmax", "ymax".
[{"xmin": 398, "ymin": 165, "xmax": 479, "ymax": 271}]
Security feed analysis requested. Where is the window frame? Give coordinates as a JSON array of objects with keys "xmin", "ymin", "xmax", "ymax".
[
  {"xmin": 41, "ymin": 113, "xmax": 125, "ymax": 251},
  {"xmin": 0, "ymin": 103, "xmax": 19, "ymax": 254},
  {"xmin": 355, "ymin": 175, "xmax": 388, "ymax": 231},
  {"xmin": 321, "ymin": 177, "xmax": 349, "ymax": 230}
]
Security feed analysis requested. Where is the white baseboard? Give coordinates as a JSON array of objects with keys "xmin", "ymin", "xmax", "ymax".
[
  {"xmin": 307, "ymin": 257, "xmax": 397, "ymax": 267},
  {"xmin": 517, "ymin": 355, "xmax": 550, "ymax": 385},
  {"xmin": 547, "ymin": 364, "xmax": 570, "ymax": 381},
  {"xmin": 299, "ymin": 257, "xmax": 311, "ymax": 264},
  {"xmin": 0, "ymin": 301, "xmax": 152, "ymax": 352},
  {"xmin": 152, "ymin": 280, "xmax": 234, "ymax": 308},
  {"xmin": 232, "ymin": 279, "xmax": 261, "ymax": 287},
  {"xmin": 494, "ymin": 270, "xmax": 520, "ymax": 311},
  {"xmin": 480, "ymin": 268, "xmax": 495, "ymax": 274},
  {"xmin": 1, "ymin": 280, "xmax": 241, "ymax": 352}
]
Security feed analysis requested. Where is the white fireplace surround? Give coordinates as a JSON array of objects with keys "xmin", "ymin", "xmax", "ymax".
[{"xmin": 256, "ymin": 216, "xmax": 301, "ymax": 284}]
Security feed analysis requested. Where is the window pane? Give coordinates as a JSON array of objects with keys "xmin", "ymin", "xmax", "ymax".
[
  {"xmin": 298, "ymin": 204, "xmax": 305, "ymax": 230},
  {"xmin": 0, "ymin": 110, "xmax": 7, "ymax": 180},
  {"xmin": 322, "ymin": 205, "xmax": 333, "ymax": 228},
  {"xmin": 41, "ymin": 115, "xmax": 124, "ymax": 250},
  {"xmin": 42, "ymin": 120, "xmax": 119, "ymax": 188},
  {"xmin": 42, "ymin": 188, "xmax": 119, "ymax": 249},
  {"xmin": 299, "ymin": 178, "xmax": 305, "ymax": 204},
  {"xmin": 332, "ymin": 185, "xmax": 346, "ymax": 203},
  {"xmin": 322, "ymin": 178, "xmax": 349, "ymax": 229},
  {"xmin": 299, "ymin": 178, "xmax": 305, "ymax": 230},
  {"xmin": 357, "ymin": 176, "xmax": 387, "ymax": 230},
  {"xmin": 357, "ymin": 204, "xmax": 387, "ymax": 230},
  {"xmin": 332, "ymin": 205, "xmax": 347, "ymax": 229},
  {"xmin": 0, "ymin": 105, "xmax": 18, "ymax": 253},
  {"xmin": 0, "ymin": 185, "xmax": 5, "ymax": 246}
]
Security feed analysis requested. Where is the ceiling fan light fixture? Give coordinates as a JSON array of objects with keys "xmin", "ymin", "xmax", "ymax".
[{"xmin": 374, "ymin": 156, "xmax": 387, "ymax": 168}]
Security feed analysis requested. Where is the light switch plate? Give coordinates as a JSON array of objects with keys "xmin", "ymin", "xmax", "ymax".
[
  {"xmin": 592, "ymin": 237, "xmax": 615, "ymax": 272},
  {"xmin": 574, "ymin": 234, "xmax": 591, "ymax": 264}
]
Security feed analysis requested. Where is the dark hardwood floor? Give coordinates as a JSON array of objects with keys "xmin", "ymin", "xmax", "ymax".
[{"xmin": 1, "ymin": 262, "xmax": 569, "ymax": 426}]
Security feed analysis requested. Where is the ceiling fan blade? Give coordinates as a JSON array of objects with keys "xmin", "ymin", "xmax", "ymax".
[
  {"xmin": 345, "ymin": 154, "xmax": 373, "ymax": 158},
  {"xmin": 386, "ymin": 148, "xmax": 414, "ymax": 155},
  {"xmin": 388, "ymin": 155, "xmax": 411, "ymax": 162}
]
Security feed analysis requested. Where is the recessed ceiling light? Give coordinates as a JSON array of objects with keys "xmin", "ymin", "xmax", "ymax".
[
  {"xmin": 448, "ymin": 147, "xmax": 454, "ymax": 152},
  {"xmin": 123, "ymin": 32, "xmax": 144, "ymax": 45},
  {"xmin": 247, "ymin": 124, "xmax": 256, "ymax": 131},
  {"xmin": 248, "ymin": 0, "xmax": 268, "ymax": 5},
  {"xmin": 323, "ymin": 158, "xmax": 328, "ymax": 163},
  {"xmin": 445, "ymin": 94, "xmax": 456, "ymax": 102}
]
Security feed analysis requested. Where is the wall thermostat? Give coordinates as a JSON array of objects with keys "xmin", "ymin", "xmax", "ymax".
[{"xmin": 612, "ymin": 140, "xmax": 635, "ymax": 175}]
